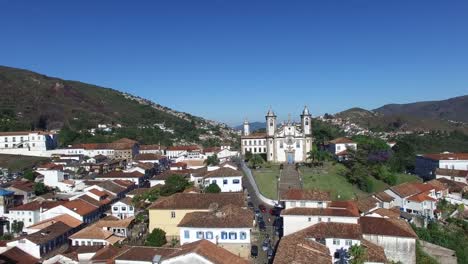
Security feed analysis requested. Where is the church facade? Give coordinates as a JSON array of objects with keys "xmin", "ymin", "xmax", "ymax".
[{"xmin": 241, "ymin": 107, "xmax": 313, "ymax": 163}]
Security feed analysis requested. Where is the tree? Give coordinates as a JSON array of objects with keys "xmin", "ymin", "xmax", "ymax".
[
  {"xmin": 248, "ymin": 154, "xmax": 264, "ymax": 169},
  {"xmin": 145, "ymin": 228, "xmax": 167, "ymax": 247},
  {"xmin": 160, "ymin": 175, "xmax": 190, "ymax": 196},
  {"xmin": 204, "ymin": 154, "xmax": 220, "ymax": 166},
  {"xmin": 349, "ymin": 244, "xmax": 367, "ymax": 264},
  {"xmin": 244, "ymin": 151, "xmax": 253, "ymax": 161},
  {"xmin": 33, "ymin": 182, "xmax": 48, "ymax": 195},
  {"xmin": 23, "ymin": 169, "xmax": 35, "ymax": 181},
  {"xmin": 205, "ymin": 183, "xmax": 221, "ymax": 193},
  {"xmin": 11, "ymin": 220, "xmax": 24, "ymax": 234}
]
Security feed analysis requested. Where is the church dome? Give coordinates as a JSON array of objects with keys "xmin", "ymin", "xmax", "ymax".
[{"xmin": 266, "ymin": 108, "xmax": 276, "ymax": 117}]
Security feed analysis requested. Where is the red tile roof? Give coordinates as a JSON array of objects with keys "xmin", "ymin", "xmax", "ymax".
[
  {"xmin": 10, "ymin": 200, "xmax": 64, "ymax": 211},
  {"xmin": 281, "ymin": 188, "xmax": 331, "ymax": 201},
  {"xmin": 274, "ymin": 232, "xmax": 331, "ymax": 264},
  {"xmin": 240, "ymin": 133, "xmax": 267, "ymax": 139},
  {"xmin": 435, "ymin": 168, "xmax": 468, "ymax": 178},
  {"xmin": 164, "ymin": 240, "xmax": 249, "ymax": 264},
  {"xmin": 62, "ymin": 199, "xmax": 98, "ymax": 216},
  {"xmin": 359, "ymin": 216, "xmax": 418, "ymax": 238},
  {"xmin": 167, "ymin": 145, "xmax": 200, "ymax": 151},
  {"xmin": 421, "ymin": 152, "xmax": 468, "ymax": 161},
  {"xmin": 98, "ymin": 171, "xmax": 144, "ymax": 179},
  {"xmin": 296, "ymin": 222, "xmax": 362, "ymax": 239},
  {"xmin": 329, "ymin": 137, "xmax": 355, "ymax": 144},
  {"xmin": 0, "ymin": 246, "xmax": 39, "ymax": 264},
  {"xmin": 148, "ymin": 193, "xmax": 244, "ymax": 210},
  {"xmin": 407, "ymin": 191, "xmax": 437, "ymax": 202},
  {"xmin": 389, "ymin": 182, "xmax": 435, "ymax": 198}
]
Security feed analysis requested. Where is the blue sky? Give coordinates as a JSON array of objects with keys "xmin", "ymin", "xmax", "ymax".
[{"xmin": 1, "ymin": 0, "xmax": 467, "ymax": 125}]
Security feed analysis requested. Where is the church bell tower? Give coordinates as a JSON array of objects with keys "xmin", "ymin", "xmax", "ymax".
[{"xmin": 265, "ymin": 108, "xmax": 276, "ymax": 162}]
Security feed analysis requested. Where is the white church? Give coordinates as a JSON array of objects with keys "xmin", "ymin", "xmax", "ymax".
[{"xmin": 241, "ymin": 107, "xmax": 313, "ymax": 163}]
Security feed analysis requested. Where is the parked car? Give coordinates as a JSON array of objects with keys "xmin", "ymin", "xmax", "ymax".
[
  {"xmin": 248, "ymin": 201, "xmax": 254, "ymax": 209},
  {"xmin": 254, "ymin": 208, "xmax": 261, "ymax": 217},
  {"xmin": 259, "ymin": 220, "xmax": 266, "ymax": 231},
  {"xmin": 267, "ymin": 246, "xmax": 274, "ymax": 259},
  {"xmin": 251, "ymin": 245, "xmax": 258, "ymax": 258},
  {"xmin": 259, "ymin": 204, "xmax": 267, "ymax": 213},
  {"xmin": 269, "ymin": 207, "xmax": 282, "ymax": 216}
]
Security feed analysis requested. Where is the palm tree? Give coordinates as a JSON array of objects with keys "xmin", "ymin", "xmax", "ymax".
[
  {"xmin": 349, "ymin": 244, "xmax": 367, "ymax": 264},
  {"xmin": 306, "ymin": 144, "xmax": 319, "ymax": 166}
]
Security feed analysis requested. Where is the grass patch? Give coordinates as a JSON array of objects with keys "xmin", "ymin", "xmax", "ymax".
[
  {"xmin": 251, "ymin": 165, "xmax": 280, "ymax": 200},
  {"xmin": 0, "ymin": 154, "xmax": 48, "ymax": 172},
  {"xmin": 300, "ymin": 162, "xmax": 366, "ymax": 200},
  {"xmin": 394, "ymin": 173, "xmax": 422, "ymax": 185}
]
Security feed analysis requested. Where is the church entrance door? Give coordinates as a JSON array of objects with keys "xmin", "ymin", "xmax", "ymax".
[{"xmin": 287, "ymin": 152, "xmax": 294, "ymax": 164}]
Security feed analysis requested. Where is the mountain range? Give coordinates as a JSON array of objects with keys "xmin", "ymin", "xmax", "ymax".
[
  {"xmin": 334, "ymin": 96, "xmax": 468, "ymax": 133},
  {"xmin": 0, "ymin": 65, "xmax": 235, "ymax": 144},
  {"xmin": 236, "ymin": 96, "xmax": 468, "ymax": 134}
]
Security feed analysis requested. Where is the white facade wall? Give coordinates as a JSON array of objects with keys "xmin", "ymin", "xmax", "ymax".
[
  {"xmin": 436, "ymin": 174, "xmax": 468, "ymax": 185},
  {"xmin": 161, "ymin": 253, "xmax": 213, "ymax": 264},
  {"xmin": 333, "ymin": 143, "xmax": 357, "ymax": 154},
  {"xmin": 282, "ymin": 215, "xmax": 359, "ymax": 236},
  {"xmin": 363, "ymin": 234, "xmax": 416, "ymax": 264},
  {"xmin": 41, "ymin": 205, "xmax": 83, "ymax": 222},
  {"xmin": 150, "ymin": 179, "xmax": 166, "ymax": 187},
  {"xmin": 241, "ymin": 139, "xmax": 267, "ymax": 155},
  {"xmin": 71, "ymin": 238, "xmax": 109, "ymax": 246},
  {"xmin": 111, "ymin": 201, "xmax": 135, "ymax": 219},
  {"xmin": 203, "ymin": 176, "xmax": 243, "ymax": 192},
  {"xmin": 6, "ymin": 239, "xmax": 41, "ymax": 259},
  {"xmin": 439, "ymin": 160, "xmax": 468, "ymax": 171},
  {"xmin": 179, "ymin": 227, "xmax": 251, "ymax": 245},
  {"xmin": 36, "ymin": 169, "xmax": 64, "ymax": 188},
  {"xmin": 284, "ymin": 200, "xmax": 328, "ymax": 209},
  {"xmin": 8, "ymin": 209, "xmax": 40, "ymax": 227},
  {"xmin": 0, "ymin": 133, "xmax": 55, "ymax": 152},
  {"xmin": 324, "ymin": 238, "xmax": 360, "ymax": 262}
]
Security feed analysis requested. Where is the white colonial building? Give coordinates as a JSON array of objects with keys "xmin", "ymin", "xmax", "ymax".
[
  {"xmin": 0, "ymin": 131, "xmax": 58, "ymax": 156},
  {"xmin": 241, "ymin": 107, "xmax": 313, "ymax": 163}
]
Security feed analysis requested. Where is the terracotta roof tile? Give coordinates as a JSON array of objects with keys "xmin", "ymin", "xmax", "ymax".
[
  {"xmin": 374, "ymin": 191, "xmax": 395, "ymax": 203},
  {"xmin": 274, "ymin": 232, "xmax": 331, "ymax": 264},
  {"xmin": 0, "ymin": 247, "xmax": 39, "ymax": 264},
  {"xmin": 361, "ymin": 239, "xmax": 388, "ymax": 263},
  {"xmin": 27, "ymin": 214, "xmax": 82, "ymax": 230},
  {"xmin": 10, "ymin": 200, "xmax": 64, "ymax": 211},
  {"xmin": 389, "ymin": 182, "xmax": 434, "ymax": 198},
  {"xmin": 178, "ymin": 205, "xmax": 253, "ymax": 228},
  {"xmin": 295, "ymin": 222, "xmax": 362, "ymax": 239},
  {"xmin": 148, "ymin": 193, "xmax": 244, "ymax": 210},
  {"xmin": 421, "ymin": 152, "xmax": 468, "ymax": 161},
  {"xmin": 62, "ymin": 199, "xmax": 98, "ymax": 216},
  {"xmin": 164, "ymin": 240, "xmax": 249, "ymax": 264},
  {"xmin": 203, "ymin": 167, "xmax": 242, "ymax": 178},
  {"xmin": 69, "ymin": 225, "xmax": 114, "ymax": 240},
  {"xmin": 139, "ymin": 144, "xmax": 165, "ymax": 150},
  {"xmin": 134, "ymin": 153, "xmax": 164, "ymax": 161},
  {"xmin": 407, "ymin": 191, "xmax": 437, "ymax": 202},
  {"xmin": 115, "ymin": 246, "xmax": 178, "ymax": 262},
  {"xmin": 329, "ymin": 137, "xmax": 355, "ymax": 144},
  {"xmin": 22, "ymin": 222, "xmax": 72, "ymax": 244},
  {"xmin": 370, "ymin": 208, "xmax": 401, "ymax": 219},
  {"xmin": 435, "ymin": 168, "xmax": 468, "ymax": 178},
  {"xmin": 98, "ymin": 171, "xmax": 144, "ymax": 179},
  {"xmin": 152, "ymin": 170, "xmax": 190, "ymax": 180},
  {"xmin": 281, "ymin": 188, "xmax": 331, "ymax": 201},
  {"xmin": 167, "ymin": 145, "xmax": 200, "ymax": 151},
  {"xmin": 359, "ymin": 216, "xmax": 418, "ymax": 238},
  {"xmin": 357, "ymin": 196, "xmax": 379, "ymax": 213}
]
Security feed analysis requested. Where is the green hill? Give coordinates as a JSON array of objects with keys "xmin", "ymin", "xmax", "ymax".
[{"xmin": 0, "ymin": 65, "xmax": 235, "ymax": 146}]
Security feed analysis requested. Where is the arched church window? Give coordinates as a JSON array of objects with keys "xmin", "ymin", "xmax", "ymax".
[
  {"xmin": 305, "ymin": 120, "xmax": 309, "ymax": 125},
  {"xmin": 270, "ymin": 122, "xmax": 273, "ymax": 127}
]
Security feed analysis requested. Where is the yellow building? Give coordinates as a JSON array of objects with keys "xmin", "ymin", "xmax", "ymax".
[{"xmin": 148, "ymin": 192, "xmax": 245, "ymax": 239}]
